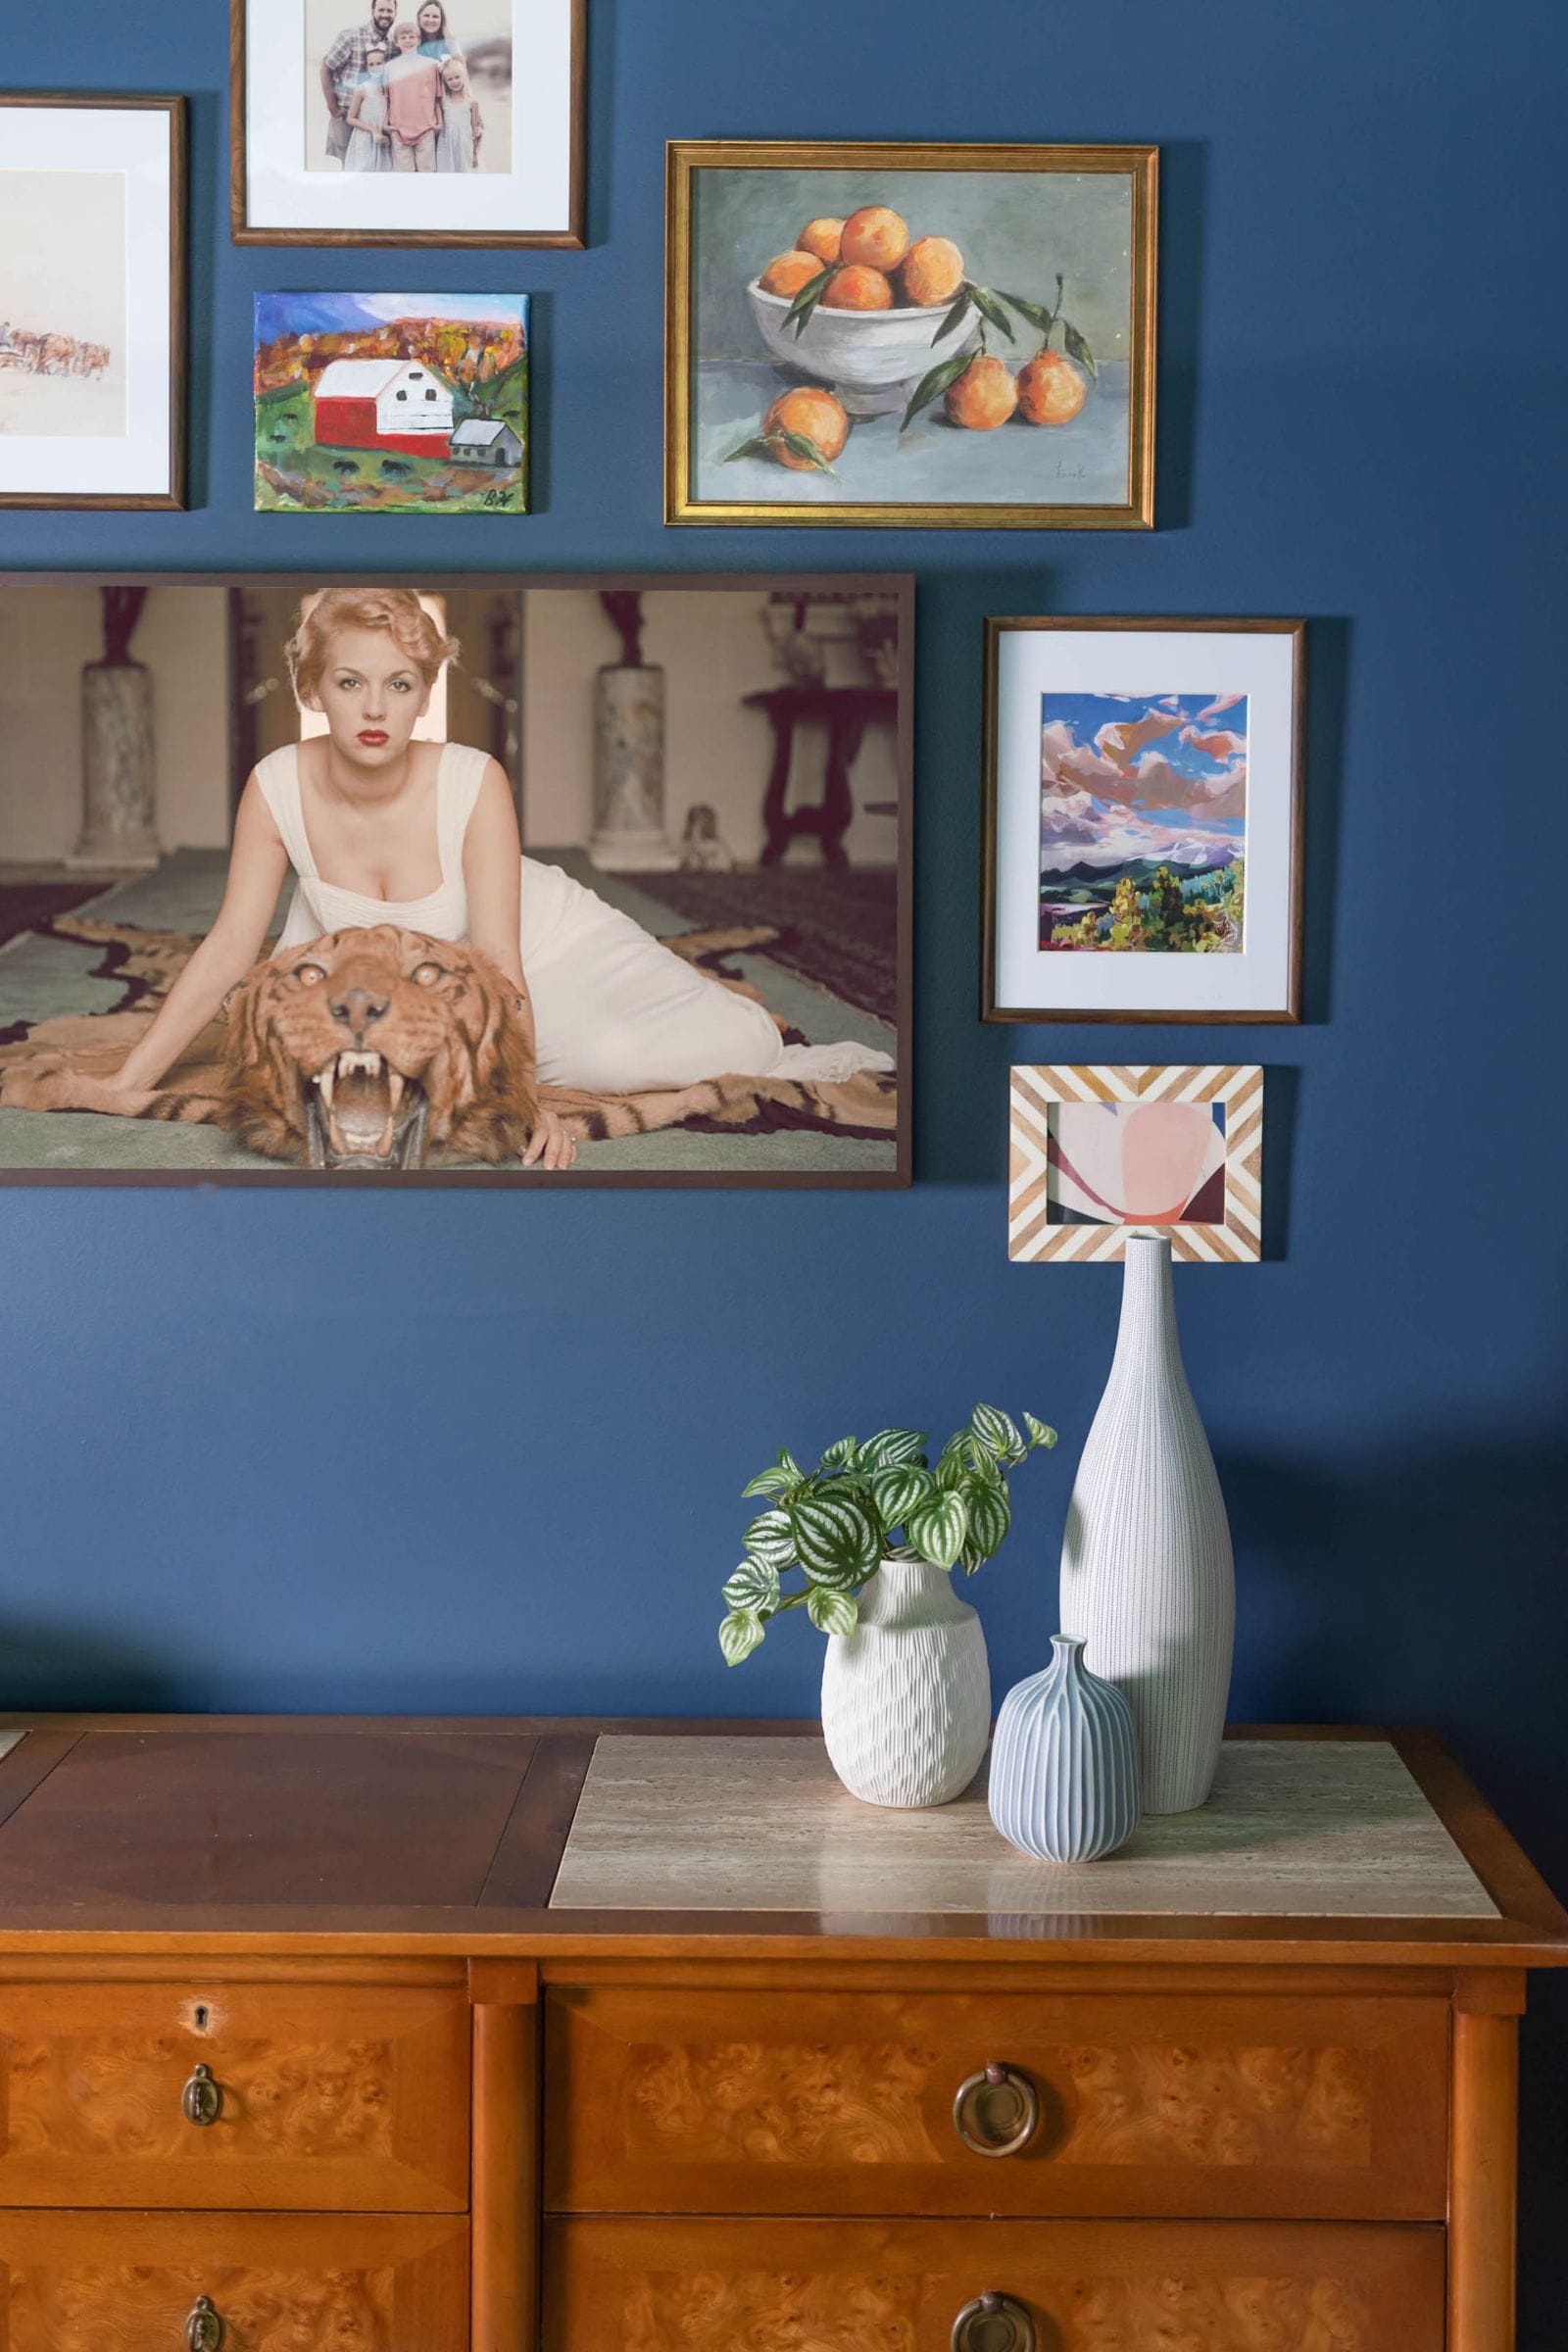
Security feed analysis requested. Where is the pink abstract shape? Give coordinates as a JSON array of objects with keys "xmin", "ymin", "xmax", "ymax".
[{"xmin": 1119, "ymin": 1102, "xmax": 1222, "ymax": 1222}]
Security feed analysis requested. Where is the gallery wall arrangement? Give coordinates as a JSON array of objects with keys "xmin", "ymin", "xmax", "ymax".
[{"xmin": 1, "ymin": 0, "xmax": 1565, "ymax": 2337}]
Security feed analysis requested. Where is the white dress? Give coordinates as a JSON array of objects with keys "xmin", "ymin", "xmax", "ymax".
[
  {"xmin": 253, "ymin": 741, "xmax": 881, "ymax": 1095},
  {"xmin": 345, "ymin": 75, "xmax": 391, "ymax": 173}
]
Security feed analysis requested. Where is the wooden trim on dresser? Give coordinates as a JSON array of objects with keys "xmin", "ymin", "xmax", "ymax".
[{"xmin": 470, "ymin": 1961, "xmax": 540, "ymax": 2352}]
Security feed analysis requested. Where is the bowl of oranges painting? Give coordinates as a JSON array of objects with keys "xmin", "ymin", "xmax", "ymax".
[{"xmin": 732, "ymin": 201, "xmax": 1097, "ymax": 474}]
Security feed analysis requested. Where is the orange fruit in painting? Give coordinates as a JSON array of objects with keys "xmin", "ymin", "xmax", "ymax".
[
  {"xmin": 946, "ymin": 354, "xmax": 1019, "ymax": 430},
  {"xmin": 821, "ymin": 265, "xmax": 895, "ymax": 312},
  {"xmin": 1017, "ymin": 350, "xmax": 1089, "ymax": 425},
  {"xmin": 840, "ymin": 205, "xmax": 909, "ymax": 271},
  {"xmin": 763, "ymin": 387, "xmax": 850, "ymax": 468},
  {"xmin": 760, "ymin": 250, "xmax": 825, "ymax": 299},
  {"xmin": 798, "ymin": 217, "xmax": 845, "ymax": 266},
  {"xmin": 900, "ymin": 235, "xmax": 965, "ymax": 308}
]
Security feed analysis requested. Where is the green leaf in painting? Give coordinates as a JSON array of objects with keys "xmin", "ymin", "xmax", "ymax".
[
  {"xmin": 721, "ymin": 434, "xmax": 777, "ymax": 466},
  {"xmin": 968, "ymin": 284, "xmax": 1016, "ymax": 341},
  {"xmin": 1062, "ymin": 318, "xmax": 1097, "ymax": 378},
  {"xmin": 718, "ymin": 1609, "xmax": 765, "ymax": 1666},
  {"xmin": 906, "ymin": 1488, "xmax": 970, "ymax": 1569},
  {"xmin": 786, "ymin": 264, "xmax": 838, "ymax": 336},
  {"xmin": 995, "ymin": 287, "xmax": 1056, "ymax": 336},
  {"xmin": 743, "ymin": 1507, "xmax": 797, "ymax": 1570},
  {"xmin": 778, "ymin": 428, "xmax": 836, "ymax": 473},
  {"xmin": 932, "ymin": 288, "xmax": 975, "ymax": 344},
  {"xmin": 901, "ymin": 348, "xmax": 975, "ymax": 431},
  {"xmin": 808, "ymin": 1586, "xmax": 858, "ymax": 1637},
  {"xmin": 722, "ymin": 1557, "xmax": 781, "ymax": 1615}
]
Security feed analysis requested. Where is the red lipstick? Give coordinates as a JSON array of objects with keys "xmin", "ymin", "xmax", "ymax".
[{"xmin": 358, "ymin": 729, "xmax": 389, "ymax": 747}]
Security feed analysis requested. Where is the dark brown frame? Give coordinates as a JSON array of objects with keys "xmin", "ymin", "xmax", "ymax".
[
  {"xmin": 0, "ymin": 568, "xmax": 913, "ymax": 1193},
  {"xmin": 0, "ymin": 95, "xmax": 186, "ymax": 512},
  {"xmin": 981, "ymin": 615, "xmax": 1306, "ymax": 1024},
  {"xmin": 229, "ymin": 0, "xmax": 587, "ymax": 248}
]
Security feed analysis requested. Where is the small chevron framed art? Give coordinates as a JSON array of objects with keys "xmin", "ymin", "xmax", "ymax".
[{"xmin": 1008, "ymin": 1063, "xmax": 1263, "ymax": 1264}]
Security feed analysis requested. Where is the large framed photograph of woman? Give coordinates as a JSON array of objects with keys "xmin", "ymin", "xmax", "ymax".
[
  {"xmin": 231, "ymin": 0, "xmax": 584, "ymax": 246},
  {"xmin": 0, "ymin": 94, "xmax": 185, "ymax": 509},
  {"xmin": 0, "ymin": 573, "xmax": 909, "ymax": 1185}
]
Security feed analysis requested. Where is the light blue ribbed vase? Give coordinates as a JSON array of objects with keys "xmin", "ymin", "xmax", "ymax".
[{"xmin": 988, "ymin": 1635, "xmax": 1142, "ymax": 1862}]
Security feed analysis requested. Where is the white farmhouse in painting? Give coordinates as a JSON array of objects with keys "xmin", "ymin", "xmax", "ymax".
[
  {"xmin": 451, "ymin": 417, "xmax": 523, "ymax": 469},
  {"xmin": 312, "ymin": 359, "xmax": 454, "ymax": 457}
]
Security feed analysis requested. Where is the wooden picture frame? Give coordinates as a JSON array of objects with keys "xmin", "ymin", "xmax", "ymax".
[
  {"xmin": 0, "ymin": 94, "xmax": 186, "ymax": 511},
  {"xmin": 0, "ymin": 569, "xmax": 912, "ymax": 1192},
  {"xmin": 984, "ymin": 616, "xmax": 1305, "ymax": 1023},
  {"xmin": 230, "ymin": 0, "xmax": 587, "ymax": 248},
  {"xmin": 666, "ymin": 139, "xmax": 1157, "ymax": 529},
  {"xmin": 1008, "ymin": 1064, "xmax": 1264, "ymax": 1264}
]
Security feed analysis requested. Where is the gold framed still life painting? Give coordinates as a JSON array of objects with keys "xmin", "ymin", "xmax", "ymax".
[{"xmin": 666, "ymin": 140, "xmax": 1157, "ymax": 529}]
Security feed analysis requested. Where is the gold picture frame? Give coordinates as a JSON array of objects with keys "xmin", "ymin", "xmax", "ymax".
[
  {"xmin": 1008, "ymin": 1064, "xmax": 1264, "ymax": 1264},
  {"xmin": 666, "ymin": 139, "xmax": 1157, "ymax": 530}
]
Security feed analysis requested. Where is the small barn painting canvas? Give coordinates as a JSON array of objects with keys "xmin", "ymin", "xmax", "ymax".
[{"xmin": 254, "ymin": 292, "xmax": 528, "ymax": 514}]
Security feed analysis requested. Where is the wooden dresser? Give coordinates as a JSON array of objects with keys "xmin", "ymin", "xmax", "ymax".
[{"xmin": 0, "ymin": 1716, "xmax": 1559, "ymax": 2351}]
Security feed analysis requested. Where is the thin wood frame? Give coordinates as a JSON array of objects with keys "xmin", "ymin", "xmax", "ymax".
[
  {"xmin": 982, "ymin": 615, "xmax": 1306, "ymax": 1023},
  {"xmin": 1008, "ymin": 1062, "xmax": 1263, "ymax": 1264},
  {"xmin": 0, "ymin": 94, "xmax": 186, "ymax": 512},
  {"xmin": 229, "ymin": 0, "xmax": 588, "ymax": 248},
  {"xmin": 0, "ymin": 568, "xmax": 913, "ymax": 1194},
  {"xmin": 665, "ymin": 140, "xmax": 1157, "ymax": 530}
]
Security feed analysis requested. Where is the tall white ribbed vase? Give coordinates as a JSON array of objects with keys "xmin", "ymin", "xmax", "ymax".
[
  {"xmin": 1059, "ymin": 1233, "xmax": 1234, "ymax": 1813},
  {"xmin": 820, "ymin": 1559, "xmax": 991, "ymax": 1808}
]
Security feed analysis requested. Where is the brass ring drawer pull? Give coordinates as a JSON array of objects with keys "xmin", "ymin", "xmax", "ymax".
[
  {"xmin": 181, "ymin": 2063, "xmax": 222, "ymax": 2127},
  {"xmin": 186, "ymin": 2296, "xmax": 223, "ymax": 2352},
  {"xmin": 952, "ymin": 2290, "xmax": 1034, "ymax": 2352},
  {"xmin": 953, "ymin": 2061, "xmax": 1040, "ymax": 2157}
]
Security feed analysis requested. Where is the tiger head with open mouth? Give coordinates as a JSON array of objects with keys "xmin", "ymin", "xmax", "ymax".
[{"xmin": 220, "ymin": 925, "xmax": 537, "ymax": 1170}]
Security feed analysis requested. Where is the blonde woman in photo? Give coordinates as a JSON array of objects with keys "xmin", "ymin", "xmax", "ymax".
[
  {"xmin": 435, "ymin": 55, "xmax": 483, "ymax": 172},
  {"xmin": 104, "ymin": 592, "xmax": 889, "ymax": 1167}
]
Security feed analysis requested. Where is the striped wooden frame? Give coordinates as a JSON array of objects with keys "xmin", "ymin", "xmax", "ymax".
[{"xmin": 1009, "ymin": 1064, "xmax": 1263, "ymax": 1264}]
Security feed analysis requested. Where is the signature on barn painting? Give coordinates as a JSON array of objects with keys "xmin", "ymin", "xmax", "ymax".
[{"xmin": 253, "ymin": 290, "xmax": 528, "ymax": 515}]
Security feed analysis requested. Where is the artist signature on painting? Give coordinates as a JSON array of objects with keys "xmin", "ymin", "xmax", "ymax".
[{"xmin": 1049, "ymin": 460, "xmax": 1089, "ymax": 480}]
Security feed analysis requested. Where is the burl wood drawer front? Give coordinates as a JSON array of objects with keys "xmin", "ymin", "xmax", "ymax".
[
  {"xmin": 0, "ymin": 2211, "xmax": 466, "ymax": 2350},
  {"xmin": 545, "ymin": 1987, "xmax": 1448, "ymax": 2220},
  {"xmin": 0, "ymin": 1981, "xmax": 468, "ymax": 2210},
  {"xmin": 545, "ymin": 2217, "xmax": 1445, "ymax": 2352}
]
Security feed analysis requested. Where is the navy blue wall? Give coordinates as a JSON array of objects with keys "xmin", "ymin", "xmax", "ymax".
[{"xmin": 6, "ymin": 0, "xmax": 1566, "ymax": 2329}]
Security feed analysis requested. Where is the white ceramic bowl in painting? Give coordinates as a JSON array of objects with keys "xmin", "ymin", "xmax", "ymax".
[{"xmin": 746, "ymin": 279, "xmax": 979, "ymax": 416}]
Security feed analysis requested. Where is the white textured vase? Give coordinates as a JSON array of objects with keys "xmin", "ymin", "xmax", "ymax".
[
  {"xmin": 820, "ymin": 1559, "xmax": 991, "ymax": 1808},
  {"xmin": 1059, "ymin": 1233, "xmax": 1235, "ymax": 1814}
]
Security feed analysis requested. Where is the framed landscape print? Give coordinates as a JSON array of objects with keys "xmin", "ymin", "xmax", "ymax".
[
  {"xmin": 984, "ymin": 617, "xmax": 1305, "ymax": 1022},
  {"xmin": 255, "ymin": 293, "xmax": 529, "ymax": 514},
  {"xmin": 0, "ymin": 95, "xmax": 185, "ymax": 511},
  {"xmin": 1008, "ymin": 1064, "xmax": 1263, "ymax": 1264},
  {"xmin": 231, "ymin": 0, "xmax": 585, "ymax": 246},
  {"xmin": 666, "ymin": 140, "xmax": 1156, "ymax": 529},
  {"xmin": 0, "ymin": 572, "xmax": 909, "ymax": 1189}
]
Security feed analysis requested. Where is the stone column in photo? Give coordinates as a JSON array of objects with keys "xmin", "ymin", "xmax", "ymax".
[
  {"xmin": 69, "ymin": 659, "xmax": 162, "ymax": 870},
  {"xmin": 588, "ymin": 662, "xmax": 676, "ymax": 872}
]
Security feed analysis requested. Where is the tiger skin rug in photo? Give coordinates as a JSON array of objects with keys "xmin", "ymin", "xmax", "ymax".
[{"xmin": 0, "ymin": 912, "xmax": 896, "ymax": 1168}]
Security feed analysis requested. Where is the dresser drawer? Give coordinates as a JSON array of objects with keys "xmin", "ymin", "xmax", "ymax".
[
  {"xmin": 0, "ymin": 1980, "xmax": 468, "ymax": 2210},
  {"xmin": 545, "ymin": 1986, "xmax": 1447, "ymax": 2220},
  {"xmin": 545, "ymin": 2216, "xmax": 1446, "ymax": 2352},
  {"xmin": 0, "ymin": 2210, "xmax": 466, "ymax": 2348}
]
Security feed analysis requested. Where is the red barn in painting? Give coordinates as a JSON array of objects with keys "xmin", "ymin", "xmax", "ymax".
[{"xmin": 312, "ymin": 359, "xmax": 455, "ymax": 458}]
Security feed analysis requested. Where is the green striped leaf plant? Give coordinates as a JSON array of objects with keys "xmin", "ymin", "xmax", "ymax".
[{"xmin": 718, "ymin": 1405, "xmax": 1057, "ymax": 1664}]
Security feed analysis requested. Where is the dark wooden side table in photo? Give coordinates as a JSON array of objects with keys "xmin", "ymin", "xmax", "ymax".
[{"xmin": 744, "ymin": 684, "xmax": 899, "ymax": 866}]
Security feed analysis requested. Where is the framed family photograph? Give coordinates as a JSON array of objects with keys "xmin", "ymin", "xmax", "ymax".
[
  {"xmin": 1008, "ymin": 1063, "xmax": 1264, "ymax": 1265},
  {"xmin": 0, "ymin": 94, "xmax": 185, "ymax": 511},
  {"xmin": 254, "ymin": 292, "xmax": 529, "ymax": 514},
  {"xmin": 983, "ymin": 617, "xmax": 1305, "ymax": 1022},
  {"xmin": 230, "ymin": 0, "xmax": 585, "ymax": 246},
  {"xmin": 0, "ymin": 573, "xmax": 909, "ymax": 1188},
  {"xmin": 666, "ymin": 139, "xmax": 1157, "ymax": 529}
]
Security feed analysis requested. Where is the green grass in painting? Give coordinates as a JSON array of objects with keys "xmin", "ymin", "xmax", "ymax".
[{"xmin": 254, "ymin": 358, "xmax": 529, "ymax": 515}]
